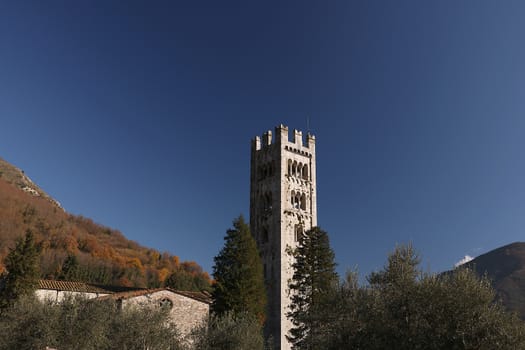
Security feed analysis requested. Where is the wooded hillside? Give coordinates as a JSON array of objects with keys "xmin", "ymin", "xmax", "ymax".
[{"xmin": 0, "ymin": 160, "xmax": 210, "ymax": 290}]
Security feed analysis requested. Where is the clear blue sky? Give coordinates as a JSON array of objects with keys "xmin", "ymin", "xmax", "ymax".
[{"xmin": 1, "ymin": 1, "xmax": 525, "ymax": 279}]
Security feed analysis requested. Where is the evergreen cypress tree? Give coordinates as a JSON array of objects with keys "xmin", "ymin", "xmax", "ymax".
[
  {"xmin": 212, "ymin": 215, "xmax": 267, "ymax": 324},
  {"xmin": 0, "ymin": 229, "xmax": 41, "ymax": 309},
  {"xmin": 59, "ymin": 254, "xmax": 82, "ymax": 281},
  {"xmin": 287, "ymin": 226, "xmax": 338, "ymax": 349}
]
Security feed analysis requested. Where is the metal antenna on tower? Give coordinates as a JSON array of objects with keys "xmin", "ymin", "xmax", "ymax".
[{"xmin": 306, "ymin": 115, "xmax": 311, "ymax": 135}]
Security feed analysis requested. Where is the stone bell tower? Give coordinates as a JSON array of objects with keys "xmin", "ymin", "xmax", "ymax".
[{"xmin": 250, "ymin": 124, "xmax": 317, "ymax": 350}]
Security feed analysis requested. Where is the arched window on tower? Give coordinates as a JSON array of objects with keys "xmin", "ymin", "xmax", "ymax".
[
  {"xmin": 300, "ymin": 193, "xmax": 306, "ymax": 210},
  {"xmin": 292, "ymin": 161, "xmax": 297, "ymax": 177},
  {"xmin": 302, "ymin": 165, "xmax": 308, "ymax": 180},
  {"xmin": 294, "ymin": 225, "xmax": 304, "ymax": 242}
]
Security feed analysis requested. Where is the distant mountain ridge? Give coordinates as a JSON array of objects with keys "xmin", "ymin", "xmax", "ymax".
[
  {"xmin": 0, "ymin": 156, "xmax": 210, "ymax": 291},
  {"xmin": 463, "ymin": 242, "xmax": 525, "ymax": 319}
]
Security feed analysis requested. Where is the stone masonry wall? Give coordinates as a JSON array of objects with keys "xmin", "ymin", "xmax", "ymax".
[{"xmin": 121, "ymin": 290, "xmax": 209, "ymax": 339}]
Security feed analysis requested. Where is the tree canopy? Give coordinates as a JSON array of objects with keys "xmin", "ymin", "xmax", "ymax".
[
  {"xmin": 316, "ymin": 244, "xmax": 525, "ymax": 349},
  {"xmin": 0, "ymin": 295, "xmax": 184, "ymax": 350},
  {"xmin": 211, "ymin": 215, "xmax": 266, "ymax": 324},
  {"xmin": 192, "ymin": 311, "xmax": 266, "ymax": 350},
  {"xmin": 287, "ymin": 226, "xmax": 338, "ymax": 349},
  {"xmin": 164, "ymin": 267, "xmax": 211, "ymax": 292},
  {"xmin": 0, "ymin": 229, "xmax": 41, "ymax": 309},
  {"xmin": 0, "ymin": 294, "xmax": 268, "ymax": 350}
]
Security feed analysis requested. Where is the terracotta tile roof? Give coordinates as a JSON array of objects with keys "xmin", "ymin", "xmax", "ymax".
[
  {"xmin": 38, "ymin": 279, "xmax": 113, "ymax": 294},
  {"xmin": 88, "ymin": 284, "xmax": 146, "ymax": 293},
  {"xmin": 37, "ymin": 280, "xmax": 212, "ymax": 304},
  {"xmin": 172, "ymin": 290, "xmax": 212, "ymax": 304},
  {"xmin": 99, "ymin": 288, "xmax": 164, "ymax": 299}
]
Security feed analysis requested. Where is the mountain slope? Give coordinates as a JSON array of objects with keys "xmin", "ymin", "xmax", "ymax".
[
  {"xmin": 0, "ymin": 157, "xmax": 62, "ymax": 209},
  {"xmin": 0, "ymin": 157, "xmax": 210, "ymax": 290},
  {"xmin": 464, "ymin": 242, "xmax": 525, "ymax": 319}
]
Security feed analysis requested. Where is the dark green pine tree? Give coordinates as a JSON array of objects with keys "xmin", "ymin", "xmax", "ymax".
[
  {"xmin": 59, "ymin": 254, "xmax": 82, "ymax": 281},
  {"xmin": 0, "ymin": 229, "xmax": 41, "ymax": 309},
  {"xmin": 287, "ymin": 226, "xmax": 338, "ymax": 349},
  {"xmin": 212, "ymin": 215, "xmax": 267, "ymax": 324}
]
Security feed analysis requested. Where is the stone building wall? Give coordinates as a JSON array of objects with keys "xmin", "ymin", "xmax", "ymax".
[
  {"xmin": 35, "ymin": 281, "xmax": 210, "ymax": 342},
  {"xmin": 121, "ymin": 290, "xmax": 210, "ymax": 339}
]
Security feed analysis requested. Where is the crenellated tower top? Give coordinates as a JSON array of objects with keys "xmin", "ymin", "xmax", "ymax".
[{"xmin": 252, "ymin": 124, "xmax": 316, "ymax": 152}]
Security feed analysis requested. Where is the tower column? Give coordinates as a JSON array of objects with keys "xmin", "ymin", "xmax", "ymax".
[{"xmin": 250, "ymin": 125, "xmax": 317, "ymax": 350}]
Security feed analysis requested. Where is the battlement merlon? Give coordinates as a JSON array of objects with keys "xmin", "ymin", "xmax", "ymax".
[
  {"xmin": 251, "ymin": 136, "xmax": 262, "ymax": 151},
  {"xmin": 277, "ymin": 124, "xmax": 315, "ymax": 150},
  {"xmin": 263, "ymin": 130, "xmax": 273, "ymax": 146},
  {"xmin": 306, "ymin": 132, "xmax": 316, "ymax": 150},
  {"xmin": 252, "ymin": 124, "xmax": 315, "ymax": 151},
  {"xmin": 251, "ymin": 129, "xmax": 274, "ymax": 151},
  {"xmin": 292, "ymin": 129, "xmax": 302, "ymax": 147}
]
